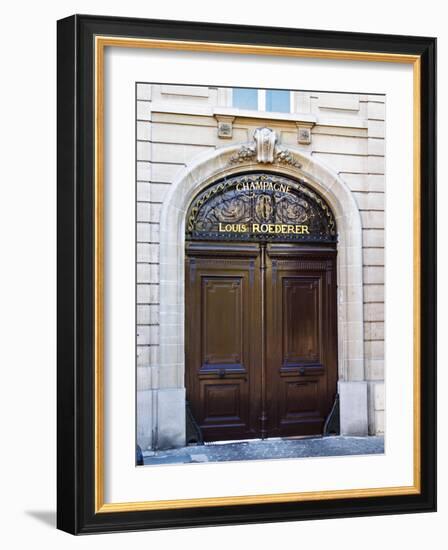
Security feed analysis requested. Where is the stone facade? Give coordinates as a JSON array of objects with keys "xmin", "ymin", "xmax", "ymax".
[{"xmin": 136, "ymin": 84, "xmax": 385, "ymax": 450}]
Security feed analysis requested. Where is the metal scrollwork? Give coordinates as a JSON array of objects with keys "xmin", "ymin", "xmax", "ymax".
[{"xmin": 186, "ymin": 173, "xmax": 337, "ymax": 243}]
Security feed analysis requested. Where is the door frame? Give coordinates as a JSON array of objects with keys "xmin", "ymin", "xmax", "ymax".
[{"xmin": 150, "ymin": 144, "xmax": 367, "ymax": 449}]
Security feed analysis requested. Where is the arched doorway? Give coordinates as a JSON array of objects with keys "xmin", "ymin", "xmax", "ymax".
[
  {"xmin": 149, "ymin": 138, "xmax": 367, "ymax": 451},
  {"xmin": 185, "ymin": 172, "xmax": 338, "ymax": 442}
]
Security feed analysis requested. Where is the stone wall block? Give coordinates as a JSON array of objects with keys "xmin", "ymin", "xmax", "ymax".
[
  {"xmin": 339, "ymin": 381, "xmax": 368, "ymax": 435},
  {"xmin": 365, "ymin": 359, "xmax": 385, "ymax": 380},
  {"xmin": 158, "ymin": 364, "xmax": 183, "ymax": 389},
  {"xmin": 313, "ymin": 152, "xmax": 367, "ymax": 174},
  {"xmin": 137, "ymin": 181, "xmax": 151, "ymax": 201},
  {"xmin": 137, "ymin": 366, "xmax": 154, "ymax": 390},
  {"xmin": 360, "ymin": 210, "xmax": 384, "ymax": 229},
  {"xmin": 137, "ymin": 141, "xmax": 151, "ymax": 161},
  {"xmin": 354, "ymin": 192, "xmax": 385, "ymax": 210},
  {"xmin": 367, "ymin": 138, "xmax": 385, "ymax": 156},
  {"xmin": 137, "ymin": 83, "xmax": 152, "ymax": 100},
  {"xmin": 137, "ymin": 121, "xmax": 151, "ymax": 141},
  {"xmin": 374, "ymin": 410, "xmax": 385, "ymax": 434},
  {"xmin": 137, "ymin": 326, "xmax": 151, "ymax": 345},
  {"xmin": 367, "ymin": 155, "xmax": 385, "ymax": 174},
  {"xmin": 364, "ymin": 321, "xmax": 384, "ymax": 340},
  {"xmin": 363, "ymin": 248, "xmax": 384, "ymax": 266},
  {"xmin": 367, "ymin": 101, "xmax": 386, "ymax": 120},
  {"xmin": 137, "ymin": 264, "xmax": 159, "ymax": 284},
  {"xmin": 363, "ymin": 284, "xmax": 385, "ymax": 303},
  {"xmin": 365, "ymin": 340, "xmax": 385, "ymax": 359},
  {"xmin": 156, "ymin": 388, "xmax": 186, "ymax": 449},
  {"xmin": 137, "ymin": 389, "xmax": 153, "ymax": 450},
  {"xmin": 151, "ymin": 163, "xmax": 184, "ymax": 184},
  {"xmin": 137, "ymin": 243, "xmax": 159, "ymax": 263},
  {"xmin": 152, "ymin": 142, "xmax": 215, "ymax": 164},
  {"xmin": 364, "ymin": 302, "xmax": 384, "ymax": 322},
  {"xmin": 367, "ymin": 175, "xmax": 385, "ymax": 192},
  {"xmin": 137, "ymin": 101, "xmax": 152, "ymax": 121},
  {"xmin": 363, "ymin": 229, "xmax": 384, "ymax": 248},
  {"xmin": 367, "ymin": 120, "xmax": 385, "ymax": 138},
  {"xmin": 137, "ymin": 161, "xmax": 151, "ymax": 181}
]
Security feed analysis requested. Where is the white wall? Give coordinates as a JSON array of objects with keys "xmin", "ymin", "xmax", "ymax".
[{"xmin": 0, "ymin": 0, "xmax": 445, "ymax": 549}]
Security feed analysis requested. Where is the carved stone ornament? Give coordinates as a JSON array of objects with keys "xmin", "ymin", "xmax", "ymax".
[
  {"xmin": 229, "ymin": 145, "xmax": 256, "ymax": 163},
  {"xmin": 254, "ymin": 127, "xmax": 277, "ymax": 162},
  {"xmin": 216, "ymin": 115, "xmax": 235, "ymax": 139},
  {"xmin": 229, "ymin": 127, "xmax": 302, "ymax": 169},
  {"xmin": 274, "ymin": 148, "xmax": 302, "ymax": 169},
  {"xmin": 186, "ymin": 173, "xmax": 337, "ymax": 243}
]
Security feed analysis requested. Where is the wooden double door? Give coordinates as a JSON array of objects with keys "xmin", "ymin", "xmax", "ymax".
[{"xmin": 185, "ymin": 241, "xmax": 338, "ymax": 442}]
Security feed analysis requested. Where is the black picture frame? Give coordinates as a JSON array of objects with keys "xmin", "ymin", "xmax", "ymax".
[{"xmin": 57, "ymin": 14, "xmax": 436, "ymax": 534}]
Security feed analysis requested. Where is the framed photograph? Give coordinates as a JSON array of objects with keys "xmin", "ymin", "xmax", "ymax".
[{"xmin": 57, "ymin": 14, "xmax": 436, "ymax": 534}]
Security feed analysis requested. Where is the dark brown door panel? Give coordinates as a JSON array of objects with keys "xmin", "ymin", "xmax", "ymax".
[
  {"xmin": 186, "ymin": 247, "xmax": 261, "ymax": 442},
  {"xmin": 266, "ymin": 249, "xmax": 337, "ymax": 438}
]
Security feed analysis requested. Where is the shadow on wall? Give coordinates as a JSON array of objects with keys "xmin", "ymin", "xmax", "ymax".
[{"xmin": 25, "ymin": 510, "xmax": 56, "ymax": 529}]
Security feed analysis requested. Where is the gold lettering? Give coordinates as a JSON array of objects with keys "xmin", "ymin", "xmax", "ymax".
[
  {"xmin": 220, "ymin": 221, "xmax": 309, "ymax": 236},
  {"xmin": 235, "ymin": 181, "xmax": 292, "ymax": 194}
]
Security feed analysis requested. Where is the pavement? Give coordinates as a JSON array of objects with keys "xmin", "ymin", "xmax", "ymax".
[{"xmin": 142, "ymin": 435, "xmax": 384, "ymax": 466}]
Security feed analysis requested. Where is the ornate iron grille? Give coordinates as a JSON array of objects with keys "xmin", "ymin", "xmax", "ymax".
[{"xmin": 186, "ymin": 173, "xmax": 337, "ymax": 243}]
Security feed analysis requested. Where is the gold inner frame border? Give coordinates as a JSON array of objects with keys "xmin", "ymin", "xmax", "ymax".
[{"xmin": 94, "ymin": 35, "xmax": 421, "ymax": 513}]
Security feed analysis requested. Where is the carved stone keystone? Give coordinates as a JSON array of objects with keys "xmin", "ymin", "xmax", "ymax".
[{"xmin": 254, "ymin": 127, "xmax": 277, "ymax": 163}]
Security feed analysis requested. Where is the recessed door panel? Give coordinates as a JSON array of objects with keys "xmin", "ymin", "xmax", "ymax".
[
  {"xmin": 201, "ymin": 277, "xmax": 243, "ymax": 368},
  {"xmin": 283, "ymin": 379, "xmax": 320, "ymax": 417},
  {"xmin": 283, "ymin": 277, "xmax": 321, "ymax": 365},
  {"xmin": 202, "ymin": 382, "xmax": 242, "ymax": 422}
]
